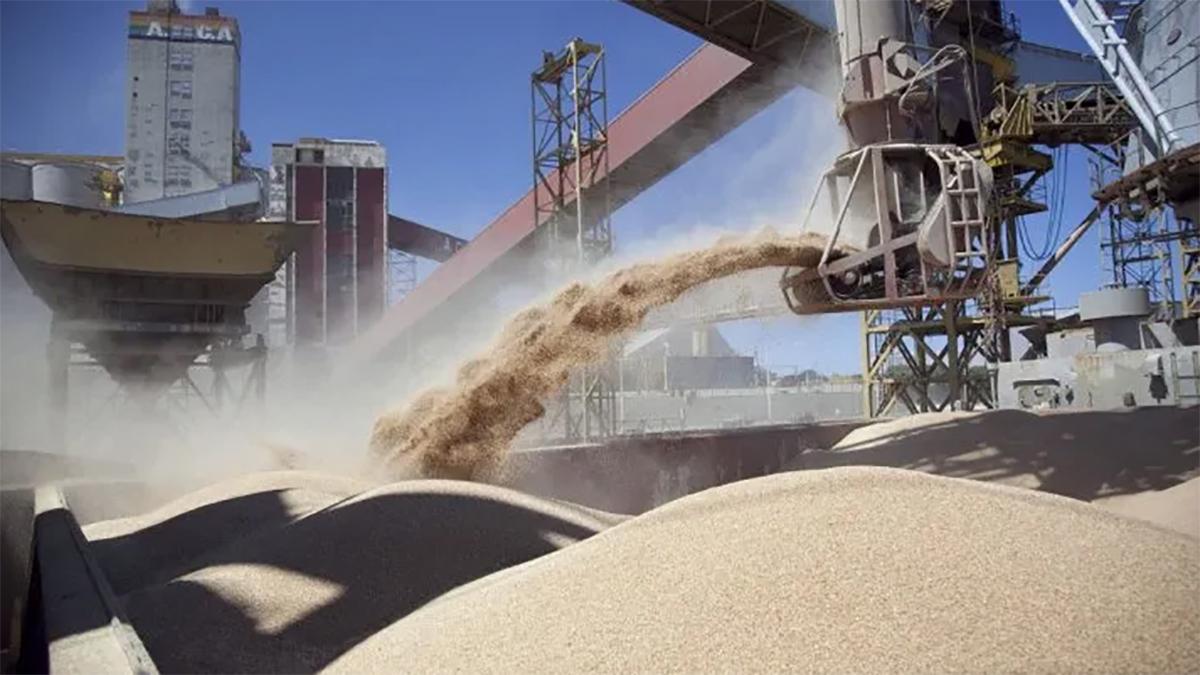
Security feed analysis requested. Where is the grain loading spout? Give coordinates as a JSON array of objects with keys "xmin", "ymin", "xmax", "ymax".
[
  {"xmin": 781, "ymin": 142, "xmax": 994, "ymax": 313},
  {"xmin": 781, "ymin": 0, "xmax": 996, "ymax": 315}
]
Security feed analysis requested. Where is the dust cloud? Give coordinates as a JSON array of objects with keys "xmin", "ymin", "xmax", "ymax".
[
  {"xmin": 368, "ymin": 229, "xmax": 832, "ymax": 481},
  {"xmin": 0, "ymin": 244, "xmax": 54, "ymax": 451},
  {"xmin": 2, "ymin": 46, "xmax": 849, "ymax": 500}
]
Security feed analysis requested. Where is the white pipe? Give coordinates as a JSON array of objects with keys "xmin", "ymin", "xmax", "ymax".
[{"xmin": 1058, "ymin": 0, "xmax": 1180, "ymax": 156}]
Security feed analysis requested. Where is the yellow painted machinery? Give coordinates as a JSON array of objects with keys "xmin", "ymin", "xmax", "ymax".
[{"xmin": 1, "ymin": 157, "xmax": 310, "ymax": 390}]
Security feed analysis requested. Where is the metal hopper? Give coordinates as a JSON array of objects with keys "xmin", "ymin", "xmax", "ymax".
[{"xmin": 1, "ymin": 156, "xmax": 311, "ymax": 390}]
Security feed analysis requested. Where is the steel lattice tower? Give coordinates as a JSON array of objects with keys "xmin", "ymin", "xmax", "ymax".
[
  {"xmin": 1094, "ymin": 153, "xmax": 1186, "ymax": 317},
  {"xmin": 531, "ymin": 38, "xmax": 617, "ymax": 441},
  {"xmin": 532, "ymin": 38, "xmax": 613, "ymax": 268}
]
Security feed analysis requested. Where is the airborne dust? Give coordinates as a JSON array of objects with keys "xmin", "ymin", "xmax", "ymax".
[{"xmin": 368, "ymin": 230, "xmax": 831, "ymax": 480}]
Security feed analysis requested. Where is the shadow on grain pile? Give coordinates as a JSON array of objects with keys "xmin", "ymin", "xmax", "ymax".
[
  {"xmin": 84, "ymin": 471, "xmax": 373, "ymax": 595},
  {"xmin": 369, "ymin": 230, "xmax": 830, "ymax": 481},
  {"xmin": 115, "ymin": 479, "xmax": 621, "ymax": 673},
  {"xmin": 794, "ymin": 406, "xmax": 1200, "ymax": 502}
]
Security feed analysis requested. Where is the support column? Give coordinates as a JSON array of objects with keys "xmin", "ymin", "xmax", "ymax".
[
  {"xmin": 859, "ymin": 310, "xmax": 872, "ymax": 418},
  {"xmin": 254, "ymin": 334, "xmax": 267, "ymax": 410},
  {"xmin": 532, "ymin": 37, "xmax": 614, "ymax": 442},
  {"xmin": 46, "ymin": 334, "xmax": 69, "ymax": 450},
  {"xmin": 944, "ymin": 300, "xmax": 961, "ymax": 411},
  {"xmin": 915, "ymin": 316, "xmax": 929, "ymax": 412}
]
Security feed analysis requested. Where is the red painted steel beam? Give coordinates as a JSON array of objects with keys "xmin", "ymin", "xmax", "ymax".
[
  {"xmin": 388, "ymin": 215, "xmax": 467, "ymax": 262},
  {"xmin": 344, "ymin": 38, "xmax": 832, "ymax": 372}
]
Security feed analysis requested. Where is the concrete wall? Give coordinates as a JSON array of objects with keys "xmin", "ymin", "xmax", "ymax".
[
  {"xmin": 507, "ymin": 420, "xmax": 864, "ymax": 513},
  {"xmin": 125, "ymin": 33, "xmax": 169, "ymax": 202},
  {"xmin": 125, "ymin": 11, "xmax": 240, "ymax": 203},
  {"xmin": 614, "ymin": 387, "xmax": 863, "ymax": 434},
  {"xmin": 524, "ymin": 385, "xmax": 864, "ymax": 441},
  {"xmin": 185, "ymin": 38, "xmax": 239, "ymax": 191},
  {"xmin": 996, "ymin": 345, "xmax": 1200, "ymax": 409}
]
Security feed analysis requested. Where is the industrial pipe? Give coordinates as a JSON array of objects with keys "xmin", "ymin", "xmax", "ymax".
[{"xmin": 1057, "ymin": 0, "xmax": 1181, "ymax": 157}]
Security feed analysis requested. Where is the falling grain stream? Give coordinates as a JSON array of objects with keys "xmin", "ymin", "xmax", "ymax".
[{"xmin": 368, "ymin": 230, "xmax": 830, "ymax": 480}]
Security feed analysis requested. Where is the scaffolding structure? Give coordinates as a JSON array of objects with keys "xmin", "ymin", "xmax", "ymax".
[
  {"xmin": 51, "ymin": 333, "xmax": 267, "ymax": 451},
  {"xmin": 1063, "ymin": 0, "xmax": 1198, "ymax": 318},
  {"xmin": 853, "ymin": 0, "xmax": 1021, "ymax": 419},
  {"xmin": 859, "ymin": 76, "xmax": 1141, "ymax": 416},
  {"xmin": 541, "ymin": 360, "xmax": 619, "ymax": 440},
  {"xmin": 1093, "ymin": 144, "xmax": 1200, "ymax": 318},
  {"xmin": 532, "ymin": 38, "xmax": 613, "ymax": 267},
  {"xmin": 1185, "ymin": 234, "xmax": 1200, "ymax": 318},
  {"xmin": 387, "ymin": 248, "xmax": 418, "ymax": 306},
  {"xmin": 862, "ymin": 303, "xmax": 995, "ymax": 417},
  {"xmin": 531, "ymin": 38, "xmax": 617, "ymax": 441},
  {"xmin": 858, "ymin": 55, "xmax": 1194, "ymax": 417},
  {"xmin": 1098, "ymin": 179, "xmax": 1181, "ymax": 316}
]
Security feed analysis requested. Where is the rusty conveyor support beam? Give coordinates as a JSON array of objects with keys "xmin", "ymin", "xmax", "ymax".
[
  {"xmin": 342, "ymin": 36, "xmax": 834, "ymax": 373},
  {"xmin": 387, "ymin": 215, "xmax": 466, "ymax": 263}
]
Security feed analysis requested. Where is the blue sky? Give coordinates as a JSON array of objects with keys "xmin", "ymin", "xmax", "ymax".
[{"xmin": 1, "ymin": 1, "xmax": 1105, "ymax": 374}]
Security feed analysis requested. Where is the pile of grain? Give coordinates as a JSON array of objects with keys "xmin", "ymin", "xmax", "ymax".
[
  {"xmin": 85, "ymin": 470, "xmax": 372, "ymax": 595},
  {"xmin": 369, "ymin": 231, "xmax": 830, "ymax": 481},
  {"xmin": 1098, "ymin": 476, "xmax": 1200, "ymax": 538},
  {"xmin": 804, "ymin": 407, "xmax": 1200, "ymax": 501},
  {"xmin": 331, "ymin": 467, "xmax": 1200, "ymax": 673},
  {"xmin": 121, "ymin": 479, "xmax": 618, "ymax": 673}
]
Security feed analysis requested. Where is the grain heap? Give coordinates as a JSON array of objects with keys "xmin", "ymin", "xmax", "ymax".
[
  {"xmin": 85, "ymin": 470, "xmax": 373, "ymax": 595},
  {"xmin": 331, "ymin": 467, "xmax": 1200, "ymax": 674},
  {"xmin": 802, "ymin": 407, "xmax": 1200, "ymax": 501},
  {"xmin": 369, "ymin": 230, "xmax": 830, "ymax": 481},
  {"xmin": 117, "ymin": 479, "xmax": 617, "ymax": 673},
  {"xmin": 1098, "ymin": 476, "xmax": 1200, "ymax": 538}
]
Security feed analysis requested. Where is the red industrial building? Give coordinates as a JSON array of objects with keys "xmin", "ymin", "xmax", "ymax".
[{"xmin": 268, "ymin": 138, "xmax": 388, "ymax": 347}]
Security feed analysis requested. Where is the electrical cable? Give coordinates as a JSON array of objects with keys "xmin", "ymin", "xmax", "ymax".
[
  {"xmin": 1050, "ymin": 146, "xmax": 1071, "ymax": 250},
  {"xmin": 1020, "ymin": 145, "xmax": 1075, "ymax": 262},
  {"xmin": 1039, "ymin": 147, "xmax": 1065, "ymax": 260}
]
